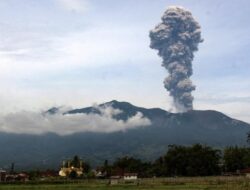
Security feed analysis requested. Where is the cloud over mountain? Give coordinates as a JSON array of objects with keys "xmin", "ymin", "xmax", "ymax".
[{"xmin": 0, "ymin": 104, "xmax": 151, "ymax": 135}]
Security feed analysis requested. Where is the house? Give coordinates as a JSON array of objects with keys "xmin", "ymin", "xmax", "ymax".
[
  {"xmin": 240, "ymin": 168, "xmax": 250, "ymax": 177},
  {"xmin": 16, "ymin": 173, "xmax": 29, "ymax": 182},
  {"xmin": 41, "ymin": 170, "xmax": 58, "ymax": 178},
  {"xmin": 0, "ymin": 169, "xmax": 6, "ymax": 182},
  {"xmin": 95, "ymin": 170, "xmax": 106, "ymax": 178},
  {"xmin": 109, "ymin": 176, "xmax": 121, "ymax": 185},
  {"xmin": 5, "ymin": 173, "xmax": 29, "ymax": 182},
  {"xmin": 5, "ymin": 175, "xmax": 15, "ymax": 182},
  {"xmin": 123, "ymin": 173, "xmax": 138, "ymax": 180}
]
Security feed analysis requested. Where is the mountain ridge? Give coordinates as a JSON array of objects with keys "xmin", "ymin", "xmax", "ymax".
[{"xmin": 0, "ymin": 100, "xmax": 249, "ymax": 170}]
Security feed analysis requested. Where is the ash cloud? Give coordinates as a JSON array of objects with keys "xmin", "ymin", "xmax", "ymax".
[
  {"xmin": 0, "ymin": 105, "xmax": 151, "ymax": 135},
  {"xmin": 149, "ymin": 6, "xmax": 203, "ymax": 112}
]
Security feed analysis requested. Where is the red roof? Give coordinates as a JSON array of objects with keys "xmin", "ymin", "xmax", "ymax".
[{"xmin": 240, "ymin": 168, "xmax": 250, "ymax": 173}]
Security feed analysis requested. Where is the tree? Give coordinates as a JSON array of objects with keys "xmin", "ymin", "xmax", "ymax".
[
  {"xmin": 164, "ymin": 145, "xmax": 189, "ymax": 176},
  {"xmin": 154, "ymin": 144, "xmax": 221, "ymax": 176},
  {"xmin": 69, "ymin": 170, "xmax": 77, "ymax": 179},
  {"xmin": 71, "ymin": 155, "xmax": 80, "ymax": 168},
  {"xmin": 111, "ymin": 156, "xmax": 153, "ymax": 177},
  {"xmin": 153, "ymin": 156, "xmax": 167, "ymax": 177},
  {"xmin": 83, "ymin": 162, "xmax": 91, "ymax": 173},
  {"xmin": 223, "ymin": 146, "xmax": 250, "ymax": 172},
  {"xmin": 102, "ymin": 159, "xmax": 111, "ymax": 177},
  {"xmin": 185, "ymin": 144, "xmax": 221, "ymax": 176}
]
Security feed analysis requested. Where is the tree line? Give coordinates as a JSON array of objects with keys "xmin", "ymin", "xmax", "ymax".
[
  {"xmin": 96, "ymin": 144, "xmax": 250, "ymax": 177},
  {"xmin": 26, "ymin": 144, "xmax": 250, "ymax": 179}
]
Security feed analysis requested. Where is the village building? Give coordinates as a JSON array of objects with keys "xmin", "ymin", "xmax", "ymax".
[
  {"xmin": 123, "ymin": 173, "xmax": 138, "ymax": 180},
  {"xmin": 40, "ymin": 170, "xmax": 58, "ymax": 178},
  {"xmin": 59, "ymin": 156, "xmax": 84, "ymax": 177},
  {"xmin": 16, "ymin": 173, "xmax": 29, "ymax": 182},
  {"xmin": 4, "ymin": 173, "xmax": 29, "ymax": 182},
  {"xmin": 109, "ymin": 173, "xmax": 138, "ymax": 185},
  {"xmin": 0, "ymin": 169, "xmax": 6, "ymax": 182},
  {"xmin": 240, "ymin": 168, "xmax": 250, "ymax": 178},
  {"xmin": 95, "ymin": 170, "xmax": 106, "ymax": 178},
  {"xmin": 109, "ymin": 176, "xmax": 121, "ymax": 185}
]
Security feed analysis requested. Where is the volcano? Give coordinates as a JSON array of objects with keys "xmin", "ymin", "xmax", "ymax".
[{"xmin": 0, "ymin": 100, "xmax": 249, "ymax": 170}]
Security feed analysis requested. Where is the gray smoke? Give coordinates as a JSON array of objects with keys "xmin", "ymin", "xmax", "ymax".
[{"xmin": 149, "ymin": 6, "xmax": 203, "ymax": 112}]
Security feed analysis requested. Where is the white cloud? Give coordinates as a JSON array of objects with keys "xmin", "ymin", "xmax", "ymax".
[
  {"xmin": 194, "ymin": 96, "xmax": 250, "ymax": 124},
  {"xmin": 0, "ymin": 104, "xmax": 151, "ymax": 135},
  {"xmin": 56, "ymin": 0, "xmax": 89, "ymax": 13},
  {"xmin": 0, "ymin": 23, "xmax": 154, "ymax": 79},
  {"xmin": 52, "ymin": 26, "xmax": 153, "ymax": 68}
]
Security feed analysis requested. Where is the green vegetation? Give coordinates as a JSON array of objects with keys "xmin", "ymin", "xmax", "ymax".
[
  {"xmin": 23, "ymin": 145, "xmax": 250, "ymax": 180},
  {"xmin": 153, "ymin": 144, "xmax": 221, "ymax": 176},
  {"xmin": 0, "ymin": 177, "xmax": 250, "ymax": 190},
  {"xmin": 96, "ymin": 145, "xmax": 250, "ymax": 177},
  {"xmin": 98, "ymin": 144, "xmax": 221, "ymax": 177},
  {"xmin": 224, "ymin": 146, "xmax": 250, "ymax": 172}
]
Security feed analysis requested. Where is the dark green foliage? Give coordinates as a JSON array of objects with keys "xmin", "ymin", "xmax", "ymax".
[
  {"xmin": 113, "ymin": 157, "xmax": 142, "ymax": 173},
  {"xmin": 68, "ymin": 170, "xmax": 77, "ymax": 179},
  {"xmin": 71, "ymin": 156, "xmax": 80, "ymax": 168},
  {"xmin": 62, "ymin": 155, "xmax": 83, "ymax": 169},
  {"xmin": 111, "ymin": 156, "xmax": 152, "ymax": 177},
  {"xmin": 153, "ymin": 156, "xmax": 167, "ymax": 176},
  {"xmin": 83, "ymin": 162, "xmax": 91, "ymax": 173},
  {"xmin": 102, "ymin": 160, "xmax": 111, "ymax": 177},
  {"xmin": 223, "ymin": 146, "xmax": 250, "ymax": 172},
  {"xmin": 153, "ymin": 144, "xmax": 221, "ymax": 176},
  {"xmin": 103, "ymin": 144, "xmax": 221, "ymax": 177},
  {"xmin": 27, "ymin": 170, "xmax": 41, "ymax": 180}
]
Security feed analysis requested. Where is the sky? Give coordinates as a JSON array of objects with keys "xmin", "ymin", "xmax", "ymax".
[{"xmin": 0, "ymin": 0, "xmax": 250, "ymax": 124}]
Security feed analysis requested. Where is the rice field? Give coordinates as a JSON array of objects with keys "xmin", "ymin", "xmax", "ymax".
[{"xmin": 0, "ymin": 176, "xmax": 250, "ymax": 190}]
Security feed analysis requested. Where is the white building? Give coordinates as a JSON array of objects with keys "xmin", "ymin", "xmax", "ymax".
[
  {"xmin": 123, "ymin": 173, "xmax": 138, "ymax": 180},
  {"xmin": 59, "ymin": 160, "xmax": 83, "ymax": 177}
]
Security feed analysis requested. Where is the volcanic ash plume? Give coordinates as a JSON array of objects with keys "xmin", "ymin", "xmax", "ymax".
[{"xmin": 149, "ymin": 6, "xmax": 203, "ymax": 112}]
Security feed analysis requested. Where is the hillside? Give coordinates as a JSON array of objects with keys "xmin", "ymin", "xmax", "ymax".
[{"xmin": 0, "ymin": 100, "xmax": 249, "ymax": 170}]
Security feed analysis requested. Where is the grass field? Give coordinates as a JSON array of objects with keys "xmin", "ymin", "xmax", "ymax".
[{"xmin": 1, "ymin": 177, "xmax": 250, "ymax": 190}]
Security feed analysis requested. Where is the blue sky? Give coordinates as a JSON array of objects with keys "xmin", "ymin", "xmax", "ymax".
[{"xmin": 0, "ymin": 0, "xmax": 250, "ymax": 123}]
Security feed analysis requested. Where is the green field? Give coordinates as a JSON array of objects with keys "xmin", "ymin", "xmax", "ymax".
[
  {"xmin": 1, "ymin": 177, "xmax": 250, "ymax": 190},
  {"xmin": 0, "ymin": 185, "xmax": 248, "ymax": 190}
]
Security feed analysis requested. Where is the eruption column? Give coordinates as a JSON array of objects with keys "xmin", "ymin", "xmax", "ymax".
[{"xmin": 149, "ymin": 6, "xmax": 203, "ymax": 112}]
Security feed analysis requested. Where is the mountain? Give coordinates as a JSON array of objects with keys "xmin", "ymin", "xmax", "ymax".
[{"xmin": 0, "ymin": 100, "xmax": 249, "ymax": 170}]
